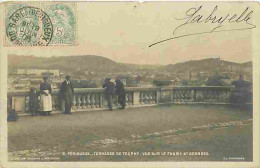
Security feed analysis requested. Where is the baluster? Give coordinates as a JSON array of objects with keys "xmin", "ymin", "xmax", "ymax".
[
  {"xmin": 160, "ymin": 90, "xmax": 164, "ymax": 103},
  {"xmin": 202, "ymin": 90, "xmax": 206, "ymax": 102},
  {"xmin": 219, "ymin": 91, "xmax": 223, "ymax": 102},
  {"xmin": 140, "ymin": 92, "xmax": 144, "ymax": 105},
  {"xmin": 203, "ymin": 90, "xmax": 208, "ymax": 102},
  {"xmin": 37, "ymin": 95, "xmax": 41, "ymax": 111},
  {"xmin": 211, "ymin": 90, "xmax": 215, "ymax": 102},
  {"xmin": 76, "ymin": 95, "xmax": 82, "ymax": 109},
  {"xmin": 25, "ymin": 95, "xmax": 30, "ymax": 113},
  {"xmin": 173, "ymin": 90, "xmax": 176, "ymax": 102},
  {"xmin": 148, "ymin": 92, "xmax": 151, "ymax": 104},
  {"xmin": 191, "ymin": 90, "xmax": 195, "ymax": 102},
  {"xmin": 149, "ymin": 93, "xmax": 153, "ymax": 104},
  {"xmin": 100, "ymin": 93, "xmax": 104, "ymax": 107},
  {"xmin": 185, "ymin": 90, "xmax": 189, "ymax": 102},
  {"xmin": 128, "ymin": 93, "xmax": 133, "ymax": 105},
  {"xmin": 86, "ymin": 94, "xmax": 91, "ymax": 108},
  {"xmin": 148, "ymin": 93, "xmax": 152, "ymax": 104},
  {"xmin": 91, "ymin": 94, "xmax": 96, "ymax": 108},
  {"xmin": 221, "ymin": 91, "xmax": 228, "ymax": 102},
  {"xmin": 144, "ymin": 92, "xmax": 148, "ymax": 104},
  {"xmin": 179, "ymin": 90, "xmax": 183, "ymax": 102},
  {"xmin": 173, "ymin": 90, "xmax": 177, "ymax": 102},
  {"xmin": 215, "ymin": 90, "xmax": 219, "ymax": 101},
  {"xmin": 227, "ymin": 91, "xmax": 231, "ymax": 101},
  {"xmin": 208, "ymin": 90, "xmax": 213, "ymax": 102},
  {"xmin": 95, "ymin": 94, "xmax": 100, "ymax": 108},
  {"xmin": 156, "ymin": 89, "xmax": 160, "ymax": 104},
  {"xmin": 181, "ymin": 90, "xmax": 185, "ymax": 102},
  {"xmin": 143, "ymin": 92, "xmax": 147, "ymax": 104},
  {"xmin": 184, "ymin": 90, "xmax": 188, "ymax": 102},
  {"xmin": 176, "ymin": 91, "xmax": 180, "ymax": 102},
  {"xmin": 82, "ymin": 94, "xmax": 87, "ymax": 109},
  {"xmin": 218, "ymin": 90, "xmax": 222, "ymax": 101},
  {"xmin": 186, "ymin": 90, "xmax": 191, "ymax": 102},
  {"xmin": 152, "ymin": 92, "xmax": 156, "ymax": 104},
  {"xmin": 210, "ymin": 90, "xmax": 215, "ymax": 101},
  {"xmin": 170, "ymin": 90, "xmax": 173, "ymax": 103},
  {"xmin": 147, "ymin": 92, "xmax": 151, "ymax": 104},
  {"xmin": 224, "ymin": 91, "xmax": 229, "ymax": 102},
  {"xmin": 150, "ymin": 92, "xmax": 154, "ymax": 104},
  {"xmin": 211, "ymin": 90, "xmax": 215, "ymax": 101},
  {"xmin": 175, "ymin": 90, "xmax": 179, "ymax": 102}
]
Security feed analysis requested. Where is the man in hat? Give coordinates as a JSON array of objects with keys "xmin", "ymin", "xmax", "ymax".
[
  {"xmin": 29, "ymin": 87, "xmax": 39, "ymax": 116},
  {"xmin": 60, "ymin": 75, "xmax": 74, "ymax": 114},
  {"xmin": 103, "ymin": 78, "xmax": 116, "ymax": 111},
  {"xmin": 115, "ymin": 78, "xmax": 126, "ymax": 109}
]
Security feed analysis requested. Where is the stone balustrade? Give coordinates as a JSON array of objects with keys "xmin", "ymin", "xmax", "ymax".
[{"xmin": 7, "ymin": 86, "xmax": 248, "ymax": 114}]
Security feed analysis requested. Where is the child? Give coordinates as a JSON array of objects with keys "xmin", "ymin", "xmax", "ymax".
[{"xmin": 7, "ymin": 109, "xmax": 19, "ymax": 122}]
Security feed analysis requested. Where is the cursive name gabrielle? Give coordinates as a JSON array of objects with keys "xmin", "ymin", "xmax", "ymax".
[{"xmin": 149, "ymin": 5, "xmax": 256, "ymax": 47}]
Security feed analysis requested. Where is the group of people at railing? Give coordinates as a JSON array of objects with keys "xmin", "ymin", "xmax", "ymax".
[
  {"xmin": 103, "ymin": 78, "xmax": 126, "ymax": 111},
  {"xmin": 27, "ymin": 75, "xmax": 126, "ymax": 116},
  {"xmin": 28, "ymin": 75, "xmax": 74, "ymax": 116}
]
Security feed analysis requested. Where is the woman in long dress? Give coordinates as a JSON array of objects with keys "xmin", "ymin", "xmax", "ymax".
[{"xmin": 39, "ymin": 77, "xmax": 52, "ymax": 115}]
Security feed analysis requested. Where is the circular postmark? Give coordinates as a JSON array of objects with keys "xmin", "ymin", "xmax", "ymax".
[{"xmin": 6, "ymin": 6, "xmax": 53, "ymax": 46}]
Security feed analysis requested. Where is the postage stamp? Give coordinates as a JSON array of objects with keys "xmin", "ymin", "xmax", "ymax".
[{"xmin": 4, "ymin": 2, "xmax": 77, "ymax": 46}]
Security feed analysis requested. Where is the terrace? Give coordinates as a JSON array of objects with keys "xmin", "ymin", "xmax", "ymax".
[{"xmin": 7, "ymin": 86, "xmax": 253, "ymax": 161}]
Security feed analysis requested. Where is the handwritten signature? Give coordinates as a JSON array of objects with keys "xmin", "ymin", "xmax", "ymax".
[{"xmin": 149, "ymin": 5, "xmax": 256, "ymax": 47}]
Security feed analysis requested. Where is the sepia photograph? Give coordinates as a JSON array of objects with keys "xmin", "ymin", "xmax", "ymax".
[{"xmin": 0, "ymin": 1, "xmax": 259, "ymax": 167}]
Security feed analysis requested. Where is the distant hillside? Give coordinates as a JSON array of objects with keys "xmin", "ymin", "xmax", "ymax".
[
  {"xmin": 120, "ymin": 63, "xmax": 163, "ymax": 71},
  {"xmin": 8, "ymin": 55, "xmax": 252, "ymax": 74},
  {"xmin": 162, "ymin": 58, "xmax": 252, "ymax": 73},
  {"xmin": 8, "ymin": 55, "xmax": 130, "ymax": 73}
]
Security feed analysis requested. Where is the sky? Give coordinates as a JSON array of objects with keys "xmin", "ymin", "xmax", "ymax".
[{"xmin": 3, "ymin": 1, "xmax": 257, "ymax": 65}]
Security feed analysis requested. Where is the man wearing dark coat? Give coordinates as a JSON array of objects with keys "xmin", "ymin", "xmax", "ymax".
[
  {"xmin": 103, "ymin": 78, "xmax": 115, "ymax": 111},
  {"xmin": 60, "ymin": 75, "xmax": 74, "ymax": 114},
  {"xmin": 115, "ymin": 79, "xmax": 126, "ymax": 109},
  {"xmin": 29, "ymin": 87, "xmax": 39, "ymax": 116}
]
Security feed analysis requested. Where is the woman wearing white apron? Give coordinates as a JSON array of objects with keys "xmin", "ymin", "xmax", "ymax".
[{"xmin": 39, "ymin": 77, "xmax": 52, "ymax": 115}]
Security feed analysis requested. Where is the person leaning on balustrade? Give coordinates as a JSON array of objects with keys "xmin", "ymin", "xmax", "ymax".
[
  {"xmin": 115, "ymin": 78, "xmax": 126, "ymax": 109},
  {"xmin": 103, "ymin": 78, "xmax": 116, "ymax": 111},
  {"xmin": 39, "ymin": 77, "xmax": 52, "ymax": 115}
]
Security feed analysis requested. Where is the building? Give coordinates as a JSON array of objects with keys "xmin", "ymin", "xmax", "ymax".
[{"xmin": 17, "ymin": 69, "xmax": 60, "ymax": 76}]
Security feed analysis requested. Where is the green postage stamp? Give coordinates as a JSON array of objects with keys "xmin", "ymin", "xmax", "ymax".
[{"xmin": 5, "ymin": 2, "xmax": 77, "ymax": 46}]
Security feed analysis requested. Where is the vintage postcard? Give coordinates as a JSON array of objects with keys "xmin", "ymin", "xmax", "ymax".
[{"xmin": 0, "ymin": 1, "xmax": 259, "ymax": 168}]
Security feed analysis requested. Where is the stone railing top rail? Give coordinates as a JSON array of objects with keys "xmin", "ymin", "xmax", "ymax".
[{"xmin": 7, "ymin": 86, "xmax": 234, "ymax": 97}]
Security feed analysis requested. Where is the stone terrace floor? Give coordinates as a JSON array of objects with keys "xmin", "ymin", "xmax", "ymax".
[{"xmin": 8, "ymin": 104, "xmax": 253, "ymax": 161}]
